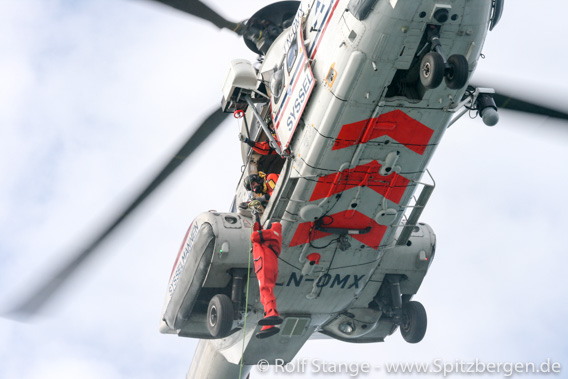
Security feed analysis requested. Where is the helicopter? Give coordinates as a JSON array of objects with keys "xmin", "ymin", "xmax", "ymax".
[{"xmin": 3, "ymin": 0, "xmax": 568, "ymax": 379}]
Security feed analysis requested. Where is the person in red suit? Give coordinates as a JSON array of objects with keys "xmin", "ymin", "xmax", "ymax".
[
  {"xmin": 239, "ymin": 133, "xmax": 278, "ymax": 155},
  {"xmin": 251, "ymin": 220, "xmax": 283, "ymax": 339},
  {"xmin": 244, "ymin": 172, "xmax": 279, "ymax": 206},
  {"xmin": 239, "ymin": 133, "xmax": 278, "ymax": 175}
]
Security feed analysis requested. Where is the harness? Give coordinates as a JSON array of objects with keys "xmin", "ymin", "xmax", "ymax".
[{"xmin": 257, "ymin": 229, "xmax": 279, "ymax": 257}]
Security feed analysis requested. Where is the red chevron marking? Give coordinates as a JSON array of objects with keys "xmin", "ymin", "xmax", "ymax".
[
  {"xmin": 309, "ymin": 161, "xmax": 409, "ymax": 203},
  {"xmin": 332, "ymin": 110, "xmax": 434, "ymax": 155},
  {"xmin": 290, "ymin": 210, "xmax": 387, "ymax": 249}
]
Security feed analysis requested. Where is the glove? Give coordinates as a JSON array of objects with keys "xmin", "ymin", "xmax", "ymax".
[{"xmin": 238, "ymin": 133, "xmax": 249, "ymax": 143}]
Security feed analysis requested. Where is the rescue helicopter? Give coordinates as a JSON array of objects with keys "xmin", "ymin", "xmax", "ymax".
[{"xmin": 6, "ymin": 0, "xmax": 568, "ymax": 378}]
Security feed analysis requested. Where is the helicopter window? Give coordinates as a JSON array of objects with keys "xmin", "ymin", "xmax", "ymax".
[
  {"xmin": 271, "ymin": 62, "xmax": 285, "ymax": 104},
  {"xmin": 286, "ymin": 38, "xmax": 298, "ymax": 74},
  {"xmin": 224, "ymin": 216, "xmax": 238, "ymax": 224},
  {"xmin": 348, "ymin": 0, "xmax": 378, "ymax": 21}
]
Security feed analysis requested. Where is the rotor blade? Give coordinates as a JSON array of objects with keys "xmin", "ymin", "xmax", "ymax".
[
  {"xmin": 149, "ymin": 0, "xmax": 243, "ymax": 33},
  {"xmin": 493, "ymin": 92, "xmax": 568, "ymax": 121},
  {"xmin": 8, "ymin": 107, "xmax": 229, "ymax": 317}
]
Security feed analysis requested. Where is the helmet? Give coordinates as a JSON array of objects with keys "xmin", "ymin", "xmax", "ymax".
[{"xmin": 244, "ymin": 174, "xmax": 264, "ymax": 193}]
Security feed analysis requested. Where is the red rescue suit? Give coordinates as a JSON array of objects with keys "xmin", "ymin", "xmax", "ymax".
[
  {"xmin": 251, "ymin": 140, "xmax": 277, "ymax": 156},
  {"xmin": 264, "ymin": 173, "xmax": 279, "ymax": 196},
  {"xmin": 251, "ymin": 222, "xmax": 282, "ymax": 323}
]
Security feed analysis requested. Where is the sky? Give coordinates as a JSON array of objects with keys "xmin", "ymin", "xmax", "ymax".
[{"xmin": 1, "ymin": 0, "xmax": 567, "ymax": 378}]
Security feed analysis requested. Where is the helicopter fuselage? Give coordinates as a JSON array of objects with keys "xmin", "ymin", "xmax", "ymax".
[{"xmin": 161, "ymin": 0, "xmax": 496, "ymax": 373}]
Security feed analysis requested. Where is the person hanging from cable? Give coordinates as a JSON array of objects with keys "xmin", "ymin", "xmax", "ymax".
[
  {"xmin": 250, "ymin": 217, "xmax": 283, "ymax": 339},
  {"xmin": 243, "ymin": 172, "xmax": 282, "ymax": 338}
]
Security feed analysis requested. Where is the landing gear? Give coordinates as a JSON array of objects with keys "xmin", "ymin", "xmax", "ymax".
[
  {"xmin": 400, "ymin": 301, "xmax": 427, "ymax": 343},
  {"xmin": 419, "ymin": 28, "xmax": 469, "ymax": 90},
  {"xmin": 420, "ymin": 52, "xmax": 445, "ymax": 89},
  {"xmin": 207, "ymin": 294, "xmax": 234, "ymax": 338},
  {"xmin": 445, "ymin": 54, "xmax": 469, "ymax": 90},
  {"xmin": 373, "ymin": 276, "xmax": 428, "ymax": 344}
]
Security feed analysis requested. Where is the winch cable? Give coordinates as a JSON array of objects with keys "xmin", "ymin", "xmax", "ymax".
[{"xmin": 239, "ymin": 214, "xmax": 256, "ymax": 378}]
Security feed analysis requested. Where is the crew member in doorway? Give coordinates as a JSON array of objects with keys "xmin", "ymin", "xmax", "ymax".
[
  {"xmin": 244, "ymin": 172, "xmax": 279, "ymax": 207},
  {"xmin": 239, "ymin": 133, "xmax": 278, "ymax": 155},
  {"xmin": 251, "ymin": 220, "xmax": 283, "ymax": 339},
  {"xmin": 239, "ymin": 133, "xmax": 278, "ymax": 174}
]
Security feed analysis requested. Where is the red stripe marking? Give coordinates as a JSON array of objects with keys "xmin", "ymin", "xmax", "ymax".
[
  {"xmin": 309, "ymin": 0, "xmax": 340, "ymax": 59},
  {"xmin": 169, "ymin": 221, "xmax": 194, "ymax": 280},
  {"xmin": 332, "ymin": 110, "xmax": 434, "ymax": 155},
  {"xmin": 290, "ymin": 210, "xmax": 387, "ymax": 249},
  {"xmin": 309, "ymin": 160, "xmax": 409, "ymax": 204}
]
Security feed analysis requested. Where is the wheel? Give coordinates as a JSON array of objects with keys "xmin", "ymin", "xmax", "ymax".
[
  {"xmin": 206, "ymin": 294, "xmax": 234, "ymax": 338},
  {"xmin": 400, "ymin": 301, "xmax": 427, "ymax": 343},
  {"xmin": 445, "ymin": 54, "xmax": 469, "ymax": 89},
  {"xmin": 419, "ymin": 52, "xmax": 445, "ymax": 89}
]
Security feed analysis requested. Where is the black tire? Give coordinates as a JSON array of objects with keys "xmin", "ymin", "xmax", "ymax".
[
  {"xmin": 445, "ymin": 54, "xmax": 469, "ymax": 89},
  {"xmin": 420, "ymin": 52, "xmax": 445, "ymax": 89},
  {"xmin": 400, "ymin": 301, "xmax": 427, "ymax": 343},
  {"xmin": 206, "ymin": 294, "xmax": 234, "ymax": 338}
]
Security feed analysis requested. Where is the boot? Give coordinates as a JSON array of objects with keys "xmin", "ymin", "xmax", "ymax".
[
  {"xmin": 255, "ymin": 325, "xmax": 280, "ymax": 339},
  {"xmin": 258, "ymin": 308, "xmax": 283, "ymax": 326}
]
